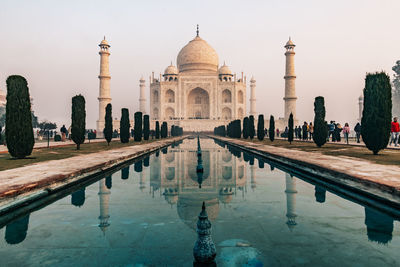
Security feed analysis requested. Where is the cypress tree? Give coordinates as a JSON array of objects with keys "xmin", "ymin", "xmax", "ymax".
[
  {"xmin": 134, "ymin": 111, "xmax": 142, "ymax": 142},
  {"xmin": 243, "ymin": 117, "xmax": 249, "ymax": 139},
  {"xmin": 288, "ymin": 113, "xmax": 294, "ymax": 144},
  {"xmin": 155, "ymin": 121, "xmax": 160, "ymax": 139},
  {"xmin": 257, "ymin": 114, "xmax": 265, "ymax": 141},
  {"xmin": 120, "ymin": 108, "xmax": 130, "ymax": 143},
  {"xmin": 161, "ymin": 122, "xmax": 168, "ymax": 138},
  {"xmin": 5, "ymin": 75, "xmax": 34, "ymax": 158},
  {"xmin": 143, "ymin": 115, "xmax": 150, "ymax": 140},
  {"xmin": 313, "ymin": 96, "xmax": 328, "ymax": 147},
  {"xmin": 361, "ymin": 72, "xmax": 392, "ymax": 154},
  {"xmin": 103, "ymin": 103, "xmax": 113, "ymax": 145},
  {"xmin": 269, "ymin": 115, "xmax": 275, "ymax": 142},
  {"xmin": 71, "ymin": 95, "xmax": 86, "ymax": 150},
  {"xmin": 249, "ymin": 115, "xmax": 255, "ymax": 139}
]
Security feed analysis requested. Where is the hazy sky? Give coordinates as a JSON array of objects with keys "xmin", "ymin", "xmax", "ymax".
[{"xmin": 1, "ymin": 0, "xmax": 399, "ymax": 129}]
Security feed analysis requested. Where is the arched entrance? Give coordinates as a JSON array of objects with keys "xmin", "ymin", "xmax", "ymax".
[
  {"xmin": 222, "ymin": 107, "xmax": 232, "ymax": 120},
  {"xmin": 187, "ymin": 87, "xmax": 210, "ymax": 119}
]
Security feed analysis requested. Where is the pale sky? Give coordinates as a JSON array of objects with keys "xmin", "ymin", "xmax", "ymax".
[{"xmin": 1, "ymin": 0, "xmax": 399, "ymax": 129}]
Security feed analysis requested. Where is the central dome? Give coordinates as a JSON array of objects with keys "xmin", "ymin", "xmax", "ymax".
[{"xmin": 177, "ymin": 36, "xmax": 219, "ymax": 73}]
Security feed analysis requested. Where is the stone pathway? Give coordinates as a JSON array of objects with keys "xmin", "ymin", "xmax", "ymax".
[
  {"xmin": 0, "ymin": 137, "xmax": 185, "ymax": 208},
  {"xmin": 213, "ymin": 136, "xmax": 400, "ymax": 203}
]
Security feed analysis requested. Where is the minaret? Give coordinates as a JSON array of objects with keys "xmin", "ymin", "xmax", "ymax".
[
  {"xmin": 285, "ymin": 173, "xmax": 297, "ymax": 230},
  {"xmin": 96, "ymin": 37, "xmax": 111, "ymax": 138},
  {"xmin": 358, "ymin": 95, "xmax": 363, "ymax": 122},
  {"xmin": 249, "ymin": 77, "xmax": 256, "ymax": 117},
  {"xmin": 139, "ymin": 76, "xmax": 146, "ymax": 114},
  {"xmin": 284, "ymin": 37, "xmax": 297, "ymax": 122},
  {"xmin": 98, "ymin": 179, "xmax": 111, "ymax": 234}
]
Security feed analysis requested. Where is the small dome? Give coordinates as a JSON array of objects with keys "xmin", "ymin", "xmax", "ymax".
[
  {"xmin": 177, "ymin": 36, "xmax": 219, "ymax": 73},
  {"xmin": 164, "ymin": 63, "xmax": 179, "ymax": 75},
  {"xmin": 99, "ymin": 37, "xmax": 110, "ymax": 47},
  {"xmin": 250, "ymin": 76, "xmax": 256, "ymax": 83},
  {"xmin": 218, "ymin": 63, "xmax": 232, "ymax": 75},
  {"xmin": 285, "ymin": 37, "xmax": 295, "ymax": 47}
]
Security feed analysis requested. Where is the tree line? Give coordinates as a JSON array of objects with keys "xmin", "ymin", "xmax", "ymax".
[{"xmin": 215, "ymin": 71, "xmax": 392, "ymax": 155}]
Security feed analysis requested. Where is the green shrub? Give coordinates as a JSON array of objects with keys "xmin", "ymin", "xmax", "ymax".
[
  {"xmin": 134, "ymin": 112, "xmax": 143, "ymax": 142},
  {"xmin": 243, "ymin": 117, "xmax": 249, "ymax": 139},
  {"xmin": 71, "ymin": 95, "xmax": 86, "ymax": 150},
  {"xmin": 313, "ymin": 96, "xmax": 328, "ymax": 147},
  {"xmin": 104, "ymin": 103, "xmax": 113, "ymax": 145},
  {"xmin": 288, "ymin": 113, "xmax": 294, "ymax": 144},
  {"xmin": 5, "ymin": 75, "xmax": 34, "ymax": 158},
  {"xmin": 249, "ymin": 115, "xmax": 255, "ymax": 139},
  {"xmin": 54, "ymin": 134, "xmax": 62, "ymax": 142},
  {"xmin": 269, "ymin": 115, "xmax": 275, "ymax": 142},
  {"xmin": 155, "ymin": 121, "xmax": 160, "ymax": 139},
  {"xmin": 120, "ymin": 108, "xmax": 130, "ymax": 143},
  {"xmin": 257, "ymin": 114, "xmax": 265, "ymax": 141},
  {"xmin": 361, "ymin": 72, "xmax": 392, "ymax": 154},
  {"xmin": 143, "ymin": 115, "xmax": 150, "ymax": 140}
]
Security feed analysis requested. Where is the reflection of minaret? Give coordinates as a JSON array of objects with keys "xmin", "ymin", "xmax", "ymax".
[
  {"xmin": 250, "ymin": 165, "xmax": 256, "ymax": 191},
  {"xmin": 285, "ymin": 173, "xmax": 297, "ymax": 230},
  {"xmin": 98, "ymin": 179, "xmax": 111, "ymax": 234},
  {"xmin": 139, "ymin": 169, "xmax": 146, "ymax": 191}
]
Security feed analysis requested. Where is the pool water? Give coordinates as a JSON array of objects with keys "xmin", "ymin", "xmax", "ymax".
[{"xmin": 0, "ymin": 138, "xmax": 399, "ymax": 266}]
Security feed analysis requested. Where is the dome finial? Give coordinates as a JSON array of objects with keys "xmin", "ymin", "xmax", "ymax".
[{"xmin": 196, "ymin": 24, "xmax": 199, "ymax": 37}]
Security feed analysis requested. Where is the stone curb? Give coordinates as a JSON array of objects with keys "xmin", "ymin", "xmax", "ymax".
[{"xmin": 0, "ymin": 137, "xmax": 187, "ymax": 214}]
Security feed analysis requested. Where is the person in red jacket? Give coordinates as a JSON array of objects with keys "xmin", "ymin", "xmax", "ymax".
[{"xmin": 390, "ymin": 117, "xmax": 400, "ymax": 146}]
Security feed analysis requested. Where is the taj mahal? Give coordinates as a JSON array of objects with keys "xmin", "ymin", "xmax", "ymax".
[{"xmin": 96, "ymin": 27, "xmax": 298, "ymax": 134}]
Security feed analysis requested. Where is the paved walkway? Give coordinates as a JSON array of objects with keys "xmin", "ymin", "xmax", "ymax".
[
  {"xmin": 276, "ymin": 137, "xmax": 400, "ymax": 149},
  {"xmin": 0, "ymin": 137, "xmax": 185, "ymax": 209},
  {"xmin": 0, "ymin": 139, "xmax": 106, "ymax": 154},
  {"xmin": 213, "ymin": 136, "xmax": 400, "ymax": 205}
]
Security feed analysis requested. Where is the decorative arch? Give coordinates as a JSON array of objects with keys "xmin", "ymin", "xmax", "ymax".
[
  {"xmin": 222, "ymin": 107, "xmax": 232, "ymax": 120},
  {"xmin": 166, "ymin": 152, "xmax": 175, "ymax": 163},
  {"xmin": 165, "ymin": 167, "xmax": 175, "ymax": 180},
  {"xmin": 153, "ymin": 90, "xmax": 159, "ymax": 103},
  {"xmin": 165, "ymin": 107, "xmax": 175, "ymax": 119},
  {"xmin": 222, "ymin": 166, "xmax": 232, "ymax": 180},
  {"xmin": 222, "ymin": 151, "xmax": 232, "ymax": 163},
  {"xmin": 238, "ymin": 90, "xmax": 244, "ymax": 104},
  {"xmin": 238, "ymin": 107, "xmax": 244, "ymax": 118},
  {"xmin": 238, "ymin": 165, "xmax": 244, "ymax": 179},
  {"xmin": 187, "ymin": 87, "xmax": 210, "ymax": 119},
  {"xmin": 165, "ymin": 89, "xmax": 175, "ymax": 103},
  {"xmin": 222, "ymin": 89, "xmax": 232, "ymax": 103},
  {"xmin": 153, "ymin": 108, "xmax": 159, "ymax": 119}
]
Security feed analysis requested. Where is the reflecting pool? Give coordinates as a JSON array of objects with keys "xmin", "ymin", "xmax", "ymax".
[{"xmin": 0, "ymin": 138, "xmax": 399, "ymax": 266}]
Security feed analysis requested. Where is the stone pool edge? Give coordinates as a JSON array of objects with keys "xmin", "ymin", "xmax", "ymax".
[
  {"xmin": 210, "ymin": 135, "xmax": 400, "ymax": 209},
  {"xmin": 0, "ymin": 136, "xmax": 187, "ymax": 214}
]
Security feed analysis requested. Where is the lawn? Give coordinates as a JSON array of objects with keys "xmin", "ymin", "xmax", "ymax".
[
  {"xmin": 237, "ymin": 138, "xmax": 400, "ymax": 166},
  {"xmin": 0, "ymin": 138, "xmax": 163, "ymax": 171}
]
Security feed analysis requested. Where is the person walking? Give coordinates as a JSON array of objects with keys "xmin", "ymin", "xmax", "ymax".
[
  {"xmin": 60, "ymin": 125, "xmax": 67, "ymax": 142},
  {"xmin": 309, "ymin": 122, "xmax": 314, "ymax": 140},
  {"xmin": 354, "ymin": 123, "xmax": 361, "ymax": 143},
  {"xmin": 302, "ymin": 122, "xmax": 308, "ymax": 140},
  {"xmin": 343, "ymin": 123, "xmax": 350, "ymax": 144},
  {"xmin": 328, "ymin": 121, "xmax": 335, "ymax": 141},
  {"xmin": 335, "ymin": 123, "xmax": 342, "ymax": 142},
  {"xmin": 294, "ymin": 126, "xmax": 298, "ymax": 139},
  {"xmin": 390, "ymin": 117, "xmax": 400, "ymax": 146}
]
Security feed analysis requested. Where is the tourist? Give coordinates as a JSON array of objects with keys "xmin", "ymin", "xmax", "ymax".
[
  {"xmin": 302, "ymin": 122, "xmax": 308, "ymax": 140},
  {"xmin": 298, "ymin": 125, "xmax": 302, "ymax": 140},
  {"xmin": 354, "ymin": 123, "xmax": 361, "ymax": 143},
  {"xmin": 309, "ymin": 122, "xmax": 314, "ymax": 140},
  {"xmin": 294, "ymin": 126, "xmax": 298, "ymax": 139},
  {"xmin": 276, "ymin": 128, "xmax": 280, "ymax": 137},
  {"xmin": 390, "ymin": 117, "xmax": 400, "ymax": 146},
  {"xmin": 60, "ymin": 125, "xmax": 67, "ymax": 141},
  {"xmin": 343, "ymin": 123, "xmax": 350, "ymax": 144},
  {"xmin": 335, "ymin": 123, "xmax": 342, "ymax": 142},
  {"xmin": 328, "ymin": 121, "xmax": 335, "ymax": 141},
  {"xmin": 284, "ymin": 127, "xmax": 288, "ymax": 138}
]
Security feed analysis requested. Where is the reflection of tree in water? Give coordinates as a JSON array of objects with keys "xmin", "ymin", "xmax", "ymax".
[
  {"xmin": 161, "ymin": 147, "xmax": 168, "ymax": 154},
  {"xmin": 71, "ymin": 188, "xmax": 86, "ymax": 207},
  {"xmin": 364, "ymin": 207, "xmax": 394, "ymax": 244},
  {"xmin": 242, "ymin": 152, "xmax": 254, "ymax": 165},
  {"xmin": 5, "ymin": 214, "xmax": 30, "ymax": 245},
  {"xmin": 143, "ymin": 156, "xmax": 150, "ymax": 167},
  {"xmin": 314, "ymin": 186, "xmax": 326, "ymax": 203},
  {"xmin": 105, "ymin": 176, "xmax": 112, "ymax": 189},
  {"xmin": 258, "ymin": 157, "xmax": 264, "ymax": 169},
  {"xmin": 121, "ymin": 167, "xmax": 130, "ymax": 179},
  {"xmin": 134, "ymin": 160, "xmax": 143, "ymax": 173}
]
